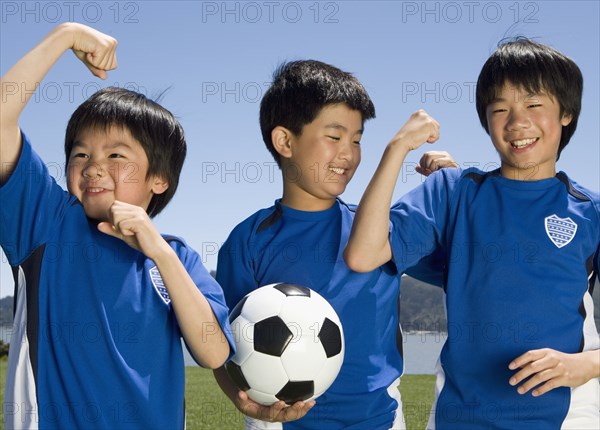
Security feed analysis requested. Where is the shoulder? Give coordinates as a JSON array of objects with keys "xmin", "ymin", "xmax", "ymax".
[
  {"xmin": 222, "ymin": 204, "xmax": 280, "ymax": 245},
  {"xmin": 336, "ymin": 198, "xmax": 357, "ymax": 213},
  {"xmin": 407, "ymin": 167, "xmax": 474, "ymax": 195},
  {"xmin": 460, "ymin": 166, "xmax": 492, "ymax": 182},
  {"xmin": 437, "ymin": 167, "xmax": 506, "ymax": 192},
  {"xmin": 557, "ymin": 172, "xmax": 600, "ymax": 219},
  {"xmin": 420, "ymin": 166, "xmax": 474, "ymax": 185},
  {"xmin": 2, "ymin": 131, "xmax": 45, "ymax": 189},
  {"xmin": 160, "ymin": 234, "xmax": 196, "ymax": 260},
  {"xmin": 557, "ymin": 172, "xmax": 600, "ymax": 203},
  {"xmin": 161, "ymin": 234, "xmax": 189, "ymax": 248},
  {"xmin": 160, "ymin": 234, "xmax": 205, "ymax": 265}
]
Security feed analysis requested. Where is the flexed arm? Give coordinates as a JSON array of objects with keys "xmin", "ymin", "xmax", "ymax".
[
  {"xmin": 1, "ymin": 23, "xmax": 117, "ymax": 183},
  {"xmin": 344, "ymin": 110, "xmax": 440, "ymax": 272}
]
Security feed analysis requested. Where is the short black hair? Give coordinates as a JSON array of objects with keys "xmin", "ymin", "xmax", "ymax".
[
  {"xmin": 476, "ymin": 38, "xmax": 583, "ymax": 160},
  {"xmin": 259, "ymin": 60, "xmax": 375, "ymax": 166},
  {"xmin": 65, "ymin": 87, "xmax": 186, "ymax": 217}
]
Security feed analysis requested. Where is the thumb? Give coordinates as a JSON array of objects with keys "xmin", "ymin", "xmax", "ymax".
[
  {"xmin": 97, "ymin": 222, "xmax": 120, "ymax": 238},
  {"xmin": 87, "ymin": 65, "xmax": 108, "ymax": 80},
  {"xmin": 415, "ymin": 165, "xmax": 432, "ymax": 177},
  {"xmin": 84, "ymin": 52, "xmax": 108, "ymax": 79}
]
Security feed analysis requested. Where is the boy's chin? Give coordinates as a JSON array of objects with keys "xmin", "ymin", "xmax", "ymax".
[
  {"xmin": 328, "ymin": 182, "xmax": 350, "ymax": 197},
  {"xmin": 81, "ymin": 206, "xmax": 111, "ymax": 223}
]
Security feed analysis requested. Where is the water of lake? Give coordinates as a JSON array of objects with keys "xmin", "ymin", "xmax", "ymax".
[
  {"xmin": 1, "ymin": 325, "xmax": 444, "ymax": 375},
  {"xmin": 181, "ymin": 331, "xmax": 444, "ymax": 374}
]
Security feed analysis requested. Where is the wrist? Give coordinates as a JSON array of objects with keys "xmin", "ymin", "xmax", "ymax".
[
  {"xmin": 148, "ymin": 240, "xmax": 177, "ymax": 265},
  {"xmin": 584, "ymin": 350, "xmax": 600, "ymax": 379},
  {"xmin": 48, "ymin": 22, "xmax": 78, "ymax": 51},
  {"xmin": 387, "ymin": 135, "xmax": 414, "ymax": 155},
  {"xmin": 384, "ymin": 139, "xmax": 412, "ymax": 162}
]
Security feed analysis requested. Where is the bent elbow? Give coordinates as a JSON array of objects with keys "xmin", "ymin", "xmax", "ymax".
[
  {"xmin": 199, "ymin": 350, "xmax": 230, "ymax": 370},
  {"xmin": 343, "ymin": 247, "xmax": 377, "ymax": 273},
  {"xmin": 191, "ymin": 344, "xmax": 231, "ymax": 370}
]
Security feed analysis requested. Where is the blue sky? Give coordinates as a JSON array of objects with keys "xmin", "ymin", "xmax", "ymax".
[{"xmin": 1, "ymin": 1, "xmax": 599, "ymax": 297}]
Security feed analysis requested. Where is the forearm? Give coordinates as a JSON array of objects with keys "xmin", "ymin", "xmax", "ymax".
[
  {"xmin": 1, "ymin": 24, "xmax": 74, "ymax": 173},
  {"xmin": 345, "ymin": 143, "xmax": 410, "ymax": 272},
  {"xmin": 2, "ymin": 22, "xmax": 117, "ymax": 184},
  {"xmin": 2, "ymin": 24, "xmax": 74, "ymax": 125},
  {"xmin": 579, "ymin": 349, "xmax": 600, "ymax": 381},
  {"xmin": 153, "ymin": 247, "xmax": 230, "ymax": 369},
  {"xmin": 213, "ymin": 366, "xmax": 241, "ymax": 405},
  {"xmin": 1, "ymin": 24, "xmax": 78, "ymax": 185}
]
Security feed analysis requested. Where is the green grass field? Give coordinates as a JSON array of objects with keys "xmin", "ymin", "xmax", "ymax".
[{"xmin": 1, "ymin": 359, "xmax": 434, "ymax": 429}]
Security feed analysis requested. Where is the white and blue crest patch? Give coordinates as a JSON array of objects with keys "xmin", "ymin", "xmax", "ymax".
[
  {"xmin": 149, "ymin": 266, "xmax": 171, "ymax": 305},
  {"xmin": 545, "ymin": 214, "xmax": 577, "ymax": 249}
]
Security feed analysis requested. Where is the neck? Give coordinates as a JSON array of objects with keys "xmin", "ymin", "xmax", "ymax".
[
  {"xmin": 281, "ymin": 188, "xmax": 337, "ymax": 212},
  {"xmin": 500, "ymin": 162, "xmax": 556, "ymax": 181}
]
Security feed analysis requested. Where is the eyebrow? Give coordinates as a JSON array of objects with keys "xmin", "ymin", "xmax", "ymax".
[
  {"xmin": 71, "ymin": 140, "xmax": 134, "ymax": 150},
  {"xmin": 324, "ymin": 123, "xmax": 364, "ymax": 134},
  {"xmin": 491, "ymin": 91, "xmax": 545, "ymax": 103}
]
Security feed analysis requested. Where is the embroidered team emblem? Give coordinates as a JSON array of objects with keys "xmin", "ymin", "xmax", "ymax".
[
  {"xmin": 149, "ymin": 266, "xmax": 171, "ymax": 305},
  {"xmin": 544, "ymin": 214, "xmax": 577, "ymax": 248}
]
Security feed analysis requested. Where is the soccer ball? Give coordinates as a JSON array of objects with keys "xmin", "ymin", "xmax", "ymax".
[{"xmin": 225, "ymin": 283, "xmax": 345, "ymax": 406}]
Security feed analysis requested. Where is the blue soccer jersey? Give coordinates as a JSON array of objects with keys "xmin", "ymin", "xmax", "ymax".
[
  {"xmin": 389, "ymin": 167, "xmax": 600, "ymax": 429},
  {"xmin": 217, "ymin": 200, "xmax": 409, "ymax": 430},
  {"xmin": 1, "ymin": 135, "xmax": 234, "ymax": 430}
]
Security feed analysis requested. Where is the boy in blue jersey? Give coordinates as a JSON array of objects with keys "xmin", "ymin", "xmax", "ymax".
[
  {"xmin": 345, "ymin": 38, "xmax": 600, "ymax": 429},
  {"xmin": 213, "ymin": 60, "xmax": 457, "ymax": 429},
  {"xmin": 0, "ymin": 23, "xmax": 233, "ymax": 429}
]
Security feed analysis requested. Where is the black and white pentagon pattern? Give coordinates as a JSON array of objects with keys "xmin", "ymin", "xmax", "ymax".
[
  {"xmin": 254, "ymin": 316, "xmax": 293, "ymax": 356},
  {"xmin": 226, "ymin": 283, "xmax": 345, "ymax": 405}
]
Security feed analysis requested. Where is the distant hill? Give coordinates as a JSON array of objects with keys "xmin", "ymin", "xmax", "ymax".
[
  {"xmin": 1, "ymin": 276, "xmax": 599, "ymax": 336},
  {"xmin": 400, "ymin": 275, "xmax": 600, "ymax": 334},
  {"xmin": 399, "ymin": 276, "xmax": 446, "ymax": 332},
  {"xmin": 1, "ymin": 296, "xmax": 13, "ymax": 325}
]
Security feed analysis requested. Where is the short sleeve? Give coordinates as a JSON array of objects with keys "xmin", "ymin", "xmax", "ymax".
[
  {"xmin": 0, "ymin": 133, "xmax": 76, "ymax": 265},
  {"xmin": 389, "ymin": 169, "xmax": 460, "ymax": 274},
  {"xmin": 595, "ymin": 245, "xmax": 600, "ymax": 285},
  {"xmin": 172, "ymin": 239, "xmax": 236, "ymax": 362},
  {"xmin": 404, "ymin": 248, "xmax": 446, "ymax": 287},
  {"xmin": 216, "ymin": 224, "xmax": 258, "ymax": 309}
]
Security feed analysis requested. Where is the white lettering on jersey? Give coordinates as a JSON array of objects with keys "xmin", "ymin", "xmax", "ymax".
[{"xmin": 149, "ymin": 266, "xmax": 171, "ymax": 305}]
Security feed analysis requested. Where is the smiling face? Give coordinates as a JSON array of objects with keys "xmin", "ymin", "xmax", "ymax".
[
  {"xmin": 486, "ymin": 83, "xmax": 572, "ymax": 181},
  {"xmin": 66, "ymin": 125, "xmax": 168, "ymax": 221},
  {"xmin": 275, "ymin": 103, "xmax": 364, "ymax": 211}
]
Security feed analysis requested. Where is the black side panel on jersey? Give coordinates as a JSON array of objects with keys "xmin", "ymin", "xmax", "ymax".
[{"xmin": 18, "ymin": 244, "xmax": 46, "ymax": 386}]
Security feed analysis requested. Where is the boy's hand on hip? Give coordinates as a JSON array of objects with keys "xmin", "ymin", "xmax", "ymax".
[
  {"xmin": 97, "ymin": 201, "xmax": 169, "ymax": 259},
  {"xmin": 66, "ymin": 23, "xmax": 118, "ymax": 79},
  {"xmin": 508, "ymin": 348, "xmax": 597, "ymax": 396}
]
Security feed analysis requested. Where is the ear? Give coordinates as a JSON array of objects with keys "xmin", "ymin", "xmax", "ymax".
[
  {"xmin": 560, "ymin": 113, "xmax": 573, "ymax": 127},
  {"xmin": 271, "ymin": 126, "xmax": 294, "ymax": 159},
  {"xmin": 150, "ymin": 176, "xmax": 169, "ymax": 195}
]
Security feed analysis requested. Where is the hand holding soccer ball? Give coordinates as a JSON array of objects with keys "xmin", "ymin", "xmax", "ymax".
[{"xmin": 226, "ymin": 283, "xmax": 345, "ymax": 406}]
